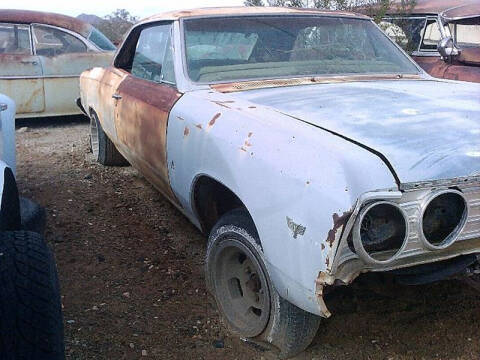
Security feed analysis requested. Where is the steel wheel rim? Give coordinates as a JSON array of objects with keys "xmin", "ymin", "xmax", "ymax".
[
  {"xmin": 90, "ymin": 115, "xmax": 99, "ymax": 157},
  {"xmin": 213, "ymin": 239, "xmax": 270, "ymax": 337}
]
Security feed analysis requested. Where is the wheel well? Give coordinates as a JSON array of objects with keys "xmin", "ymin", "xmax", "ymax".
[{"xmin": 193, "ymin": 176, "xmax": 256, "ymax": 236}]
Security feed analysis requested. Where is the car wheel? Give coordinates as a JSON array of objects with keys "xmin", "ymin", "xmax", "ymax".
[
  {"xmin": 206, "ymin": 209, "xmax": 321, "ymax": 359},
  {"xmin": 0, "ymin": 231, "xmax": 64, "ymax": 359},
  {"xmin": 89, "ymin": 111, "xmax": 128, "ymax": 166}
]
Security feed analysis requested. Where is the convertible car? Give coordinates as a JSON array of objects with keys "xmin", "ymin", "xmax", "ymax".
[
  {"xmin": 78, "ymin": 7, "xmax": 480, "ymax": 358},
  {"xmin": 0, "ymin": 9, "xmax": 115, "ymax": 118},
  {"xmin": 377, "ymin": 0, "xmax": 480, "ymax": 82}
]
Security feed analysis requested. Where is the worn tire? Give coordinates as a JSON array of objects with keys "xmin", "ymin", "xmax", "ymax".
[
  {"xmin": 0, "ymin": 231, "xmax": 64, "ymax": 360},
  {"xmin": 206, "ymin": 209, "xmax": 321, "ymax": 359},
  {"xmin": 90, "ymin": 111, "xmax": 128, "ymax": 166}
]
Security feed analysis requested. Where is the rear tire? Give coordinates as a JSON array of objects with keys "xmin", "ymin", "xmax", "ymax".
[
  {"xmin": 206, "ymin": 209, "xmax": 321, "ymax": 358},
  {"xmin": 0, "ymin": 231, "xmax": 64, "ymax": 360},
  {"xmin": 89, "ymin": 111, "xmax": 128, "ymax": 166}
]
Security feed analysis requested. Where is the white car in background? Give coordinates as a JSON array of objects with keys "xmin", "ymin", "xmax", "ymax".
[{"xmin": 0, "ymin": 93, "xmax": 64, "ymax": 359}]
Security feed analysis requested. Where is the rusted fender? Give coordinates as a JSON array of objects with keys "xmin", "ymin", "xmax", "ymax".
[
  {"xmin": 413, "ymin": 56, "xmax": 480, "ymax": 83},
  {"xmin": 166, "ymin": 89, "xmax": 397, "ymax": 316}
]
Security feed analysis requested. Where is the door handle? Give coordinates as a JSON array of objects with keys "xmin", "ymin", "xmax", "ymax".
[
  {"xmin": 112, "ymin": 94, "xmax": 122, "ymax": 100},
  {"xmin": 20, "ymin": 60, "xmax": 38, "ymax": 66}
]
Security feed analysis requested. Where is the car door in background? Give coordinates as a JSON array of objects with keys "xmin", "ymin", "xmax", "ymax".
[
  {"xmin": 113, "ymin": 22, "xmax": 181, "ymax": 203},
  {"xmin": 32, "ymin": 24, "xmax": 112, "ymax": 116},
  {"xmin": 0, "ymin": 23, "xmax": 45, "ymax": 115}
]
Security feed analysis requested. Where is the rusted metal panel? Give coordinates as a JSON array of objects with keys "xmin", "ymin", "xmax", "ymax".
[
  {"xmin": 141, "ymin": 6, "xmax": 369, "ymax": 23},
  {"xmin": 384, "ymin": 0, "xmax": 478, "ymax": 16},
  {"xmin": 458, "ymin": 48, "xmax": 480, "ymax": 67},
  {"xmin": 114, "ymin": 76, "xmax": 182, "ymax": 205},
  {"xmin": 40, "ymin": 52, "xmax": 113, "ymax": 116},
  {"xmin": 0, "ymin": 54, "xmax": 44, "ymax": 114},
  {"xmin": 413, "ymin": 56, "xmax": 480, "ymax": 83},
  {"xmin": 0, "ymin": 9, "xmax": 92, "ymax": 38}
]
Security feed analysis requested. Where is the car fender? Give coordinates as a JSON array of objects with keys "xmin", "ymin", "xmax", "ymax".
[{"xmin": 166, "ymin": 90, "xmax": 398, "ymax": 316}]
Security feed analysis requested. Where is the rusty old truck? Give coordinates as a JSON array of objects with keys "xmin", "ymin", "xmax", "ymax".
[
  {"xmin": 379, "ymin": 0, "xmax": 480, "ymax": 82},
  {"xmin": 0, "ymin": 10, "xmax": 115, "ymax": 118},
  {"xmin": 78, "ymin": 7, "xmax": 480, "ymax": 358}
]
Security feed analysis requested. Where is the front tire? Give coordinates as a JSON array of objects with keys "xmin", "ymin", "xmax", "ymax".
[
  {"xmin": 0, "ymin": 231, "xmax": 64, "ymax": 359},
  {"xmin": 89, "ymin": 111, "xmax": 128, "ymax": 166},
  {"xmin": 206, "ymin": 209, "xmax": 321, "ymax": 358}
]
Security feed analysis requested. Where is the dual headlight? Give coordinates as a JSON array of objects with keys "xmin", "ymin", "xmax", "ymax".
[{"xmin": 352, "ymin": 190, "xmax": 468, "ymax": 265}]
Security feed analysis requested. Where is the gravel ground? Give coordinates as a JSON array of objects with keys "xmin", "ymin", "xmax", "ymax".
[{"xmin": 15, "ymin": 117, "xmax": 480, "ymax": 360}]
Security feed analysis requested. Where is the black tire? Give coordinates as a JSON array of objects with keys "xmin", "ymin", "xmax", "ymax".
[
  {"xmin": 0, "ymin": 231, "xmax": 64, "ymax": 360},
  {"xmin": 206, "ymin": 209, "xmax": 321, "ymax": 359},
  {"xmin": 90, "ymin": 111, "xmax": 128, "ymax": 166}
]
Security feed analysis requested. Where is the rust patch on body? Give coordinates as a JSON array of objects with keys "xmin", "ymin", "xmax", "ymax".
[
  {"xmin": 326, "ymin": 211, "xmax": 352, "ymax": 247},
  {"xmin": 142, "ymin": 6, "xmax": 367, "ymax": 23},
  {"xmin": 209, "ymin": 113, "xmax": 221, "ymax": 127},
  {"xmin": 195, "ymin": 124, "xmax": 202, "ymax": 129},
  {"xmin": 184, "ymin": 127, "xmax": 190, "ymax": 137},
  {"xmin": 176, "ymin": 116, "xmax": 185, "ymax": 121},
  {"xmin": 413, "ymin": 56, "xmax": 480, "ymax": 83}
]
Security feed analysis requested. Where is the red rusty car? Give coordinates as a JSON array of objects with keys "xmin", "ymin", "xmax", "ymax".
[{"xmin": 379, "ymin": 0, "xmax": 480, "ymax": 82}]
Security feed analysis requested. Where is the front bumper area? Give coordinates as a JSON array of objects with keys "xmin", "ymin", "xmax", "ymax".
[{"xmin": 316, "ymin": 176, "xmax": 480, "ymax": 317}]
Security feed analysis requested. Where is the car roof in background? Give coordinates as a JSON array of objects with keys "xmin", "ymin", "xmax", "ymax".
[
  {"xmin": 0, "ymin": 9, "xmax": 92, "ymax": 38},
  {"xmin": 141, "ymin": 6, "xmax": 369, "ymax": 23},
  {"xmin": 384, "ymin": 0, "xmax": 478, "ymax": 17}
]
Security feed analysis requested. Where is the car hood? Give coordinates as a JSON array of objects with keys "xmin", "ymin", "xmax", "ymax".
[{"xmin": 232, "ymin": 79, "xmax": 480, "ymax": 184}]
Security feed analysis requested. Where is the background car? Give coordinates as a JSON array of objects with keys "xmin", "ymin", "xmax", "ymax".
[
  {"xmin": 0, "ymin": 93, "xmax": 64, "ymax": 359},
  {"xmin": 378, "ymin": 0, "xmax": 480, "ymax": 82},
  {"xmin": 0, "ymin": 9, "xmax": 116, "ymax": 119}
]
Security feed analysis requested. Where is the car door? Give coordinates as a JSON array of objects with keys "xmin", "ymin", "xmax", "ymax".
[
  {"xmin": 0, "ymin": 23, "xmax": 45, "ymax": 115},
  {"xmin": 31, "ymin": 24, "xmax": 112, "ymax": 116},
  {"xmin": 113, "ymin": 23, "xmax": 181, "ymax": 203}
]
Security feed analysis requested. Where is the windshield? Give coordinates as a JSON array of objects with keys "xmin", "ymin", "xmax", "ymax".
[
  {"xmin": 183, "ymin": 16, "xmax": 419, "ymax": 83},
  {"xmin": 88, "ymin": 27, "xmax": 116, "ymax": 51}
]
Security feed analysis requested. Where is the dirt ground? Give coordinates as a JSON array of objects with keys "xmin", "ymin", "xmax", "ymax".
[{"xmin": 15, "ymin": 117, "xmax": 480, "ymax": 360}]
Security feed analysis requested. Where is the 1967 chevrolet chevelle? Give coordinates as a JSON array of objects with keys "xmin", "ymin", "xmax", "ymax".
[{"xmin": 79, "ymin": 7, "xmax": 480, "ymax": 358}]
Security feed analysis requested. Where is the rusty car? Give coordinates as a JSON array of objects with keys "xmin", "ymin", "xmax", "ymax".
[
  {"xmin": 78, "ymin": 7, "xmax": 480, "ymax": 358},
  {"xmin": 377, "ymin": 0, "xmax": 480, "ymax": 82},
  {"xmin": 0, "ymin": 9, "xmax": 116, "ymax": 118}
]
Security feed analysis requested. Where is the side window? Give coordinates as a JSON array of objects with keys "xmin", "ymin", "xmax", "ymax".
[
  {"xmin": 450, "ymin": 23, "xmax": 480, "ymax": 47},
  {"xmin": 420, "ymin": 19, "xmax": 442, "ymax": 51},
  {"xmin": 0, "ymin": 23, "xmax": 31, "ymax": 55},
  {"xmin": 130, "ymin": 24, "xmax": 176, "ymax": 84},
  {"xmin": 380, "ymin": 17, "xmax": 426, "ymax": 53},
  {"xmin": 32, "ymin": 25, "xmax": 87, "ymax": 57}
]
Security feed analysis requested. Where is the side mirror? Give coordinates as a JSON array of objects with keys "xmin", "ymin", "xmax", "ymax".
[{"xmin": 437, "ymin": 36, "xmax": 460, "ymax": 61}]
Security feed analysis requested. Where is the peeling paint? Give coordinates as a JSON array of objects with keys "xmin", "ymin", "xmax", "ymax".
[
  {"xmin": 286, "ymin": 216, "xmax": 306, "ymax": 239},
  {"xmin": 326, "ymin": 211, "xmax": 351, "ymax": 247},
  {"xmin": 195, "ymin": 124, "xmax": 202, "ymax": 129},
  {"xmin": 209, "ymin": 113, "xmax": 221, "ymax": 127}
]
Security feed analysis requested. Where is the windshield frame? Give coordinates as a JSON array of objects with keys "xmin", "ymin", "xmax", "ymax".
[{"xmin": 179, "ymin": 14, "xmax": 423, "ymax": 85}]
